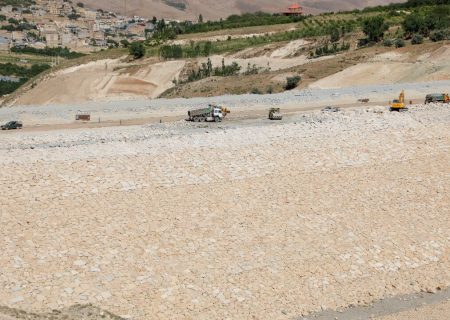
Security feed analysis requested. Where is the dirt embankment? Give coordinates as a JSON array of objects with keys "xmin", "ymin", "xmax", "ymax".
[
  {"xmin": 11, "ymin": 57, "xmax": 185, "ymax": 106},
  {"xmin": 163, "ymin": 41, "xmax": 450, "ymax": 99},
  {"xmin": 310, "ymin": 42, "xmax": 450, "ymax": 89},
  {"xmin": 7, "ymin": 41, "xmax": 450, "ymax": 106}
]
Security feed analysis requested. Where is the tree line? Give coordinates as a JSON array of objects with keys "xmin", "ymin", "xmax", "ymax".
[
  {"xmin": 11, "ymin": 46, "xmax": 85, "ymax": 59},
  {"xmin": 0, "ymin": 62, "xmax": 50, "ymax": 97}
]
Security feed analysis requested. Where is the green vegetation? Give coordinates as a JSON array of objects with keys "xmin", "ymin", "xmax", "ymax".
[
  {"xmin": 402, "ymin": 6, "xmax": 450, "ymax": 37},
  {"xmin": 394, "ymin": 38, "xmax": 405, "ymax": 47},
  {"xmin": 250, "ymin": 88, "xmax": 263, "ymax": 94},
  {"xmin": 0, "ymin": 62, "xmax": 50, "ymax": 78},
  {"xmin": 362, "ymin": 16, "xmax": 389, "ymax": 42},
  {"xmin": 10, "ymin": 46, "xmax": 85, "ymax": 59},
  {"xmin": 1, "ymin": 17, "xmax": 36, "ymax": 31},
  {"xmin": 0, "ymin": 62, "xmax": 50, "ymax": 97},
  {"xmin": 285, "ymin": 76, "xmax": 301, "ymax": 90},
  {"xmin": 129, "ymin": 42, "xmax": 146, "ymax": 59},
  {"xmin": 311, "ymin": 42, "xmax": 350, "ymax": 58},
  {"xmin": 177, "ymin": 12, "xmax": 306, "ymax": 34},
  {"xmin": 0, "ymin": 0, "xmax": 35, "ymax": 6},
  {"xmin": 0, "ymin": 79, "xmax": 27, "ymax": 96},
  {"xmin": 181, "ymin": 58, "xmax": 241, "ymax": 83},
  {"xmin": 157, "ymin": 18, "xmax": 357, "ymax": 59},
  {"xmin": 411, "ymin": 34, "xmax": 424, "ymax": 44},
  {"xmin": 354, "ymin": 0, "xmax": 450, "ymax": 13},
  {"xmin": 430, "ymin": 29, "xmax": 450, "ymax": 41}
]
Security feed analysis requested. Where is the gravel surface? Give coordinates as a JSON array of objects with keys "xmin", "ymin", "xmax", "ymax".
[{"xmin": 0, "ymin": 103, "xmax": 449, "ymax": 319}]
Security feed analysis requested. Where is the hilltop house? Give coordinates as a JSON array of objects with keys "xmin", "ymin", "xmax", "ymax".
[{"xmin": 283, "ymin": 3, "xmax": 303, "ymax": 16}]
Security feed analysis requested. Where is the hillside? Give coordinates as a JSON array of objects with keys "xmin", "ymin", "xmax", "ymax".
[{"xmin": 80, "ymin": 0, "xmax": 406, "ymax": 20}]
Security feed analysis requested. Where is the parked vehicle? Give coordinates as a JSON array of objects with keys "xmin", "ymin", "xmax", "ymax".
[
  {"xmin": 425, "ymin": 93, "xmax": 450, "ymax": 104},
  {"xmin": 1, "ymin": 121, "xmax": 23, "ymax": 130},
  {"xmin": 76, "ymin": 114, "xmax": 91, "ymax": 121},
  {"xmin": 268, "ymin": 108, "xmax": 283, "ymax": 120},
  {"xmin": 187, "ymin": 105, "xmax": 225, "ymax": 122}
]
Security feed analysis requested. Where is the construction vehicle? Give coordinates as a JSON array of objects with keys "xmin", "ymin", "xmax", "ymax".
[
  {"xmin": 75, "ymin": 114, "xmax": 91, "ymax": 121},
  {"xmin": 425, "ymin": 93, "xmax": 450, "ymax": 104},
  {"xmin": 268, "ymin": 108, "xmax": 283, "ymax": 120},
  {"xmin": 389, "ymin": 90, "xmax": 407, "ymax": 112},
  {"xmin": 221, "ymin": 106, "xmax": 231, "ymax": 116},
  {"xmin": 187, "ymin": 104, "xmax": 226, "ymax": 122},
  {"xmin": 1, "ymin": 121, "xmax": 22, "ymax": 130}
]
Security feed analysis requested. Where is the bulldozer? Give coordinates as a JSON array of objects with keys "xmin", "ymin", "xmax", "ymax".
[
  {"xmin": 389, "ymin": 90, "xmax": 407, "ymax": 112},
  {"xmin": 268, "ymin": 108, "xmax": 283, "ymax": 120}
]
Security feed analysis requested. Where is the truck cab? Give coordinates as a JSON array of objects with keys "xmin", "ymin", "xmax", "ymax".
[{"xmin": 212, "ymin": 107, "xmax": 223, "ymax": 121}]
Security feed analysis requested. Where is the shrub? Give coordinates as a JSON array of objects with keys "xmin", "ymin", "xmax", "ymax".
[
  {"xmin": 411, "ymin": 34, "xmax": 423, "ymax": 44},
  {"xmin": 429, "ymin": 29, "xmax": 447, "ymax": 42},
  {"xmin": 285, "ymin": 76, "xmax": 301, "ymax": 90},
  {"xmin": 383, "ymin": 39, "xmax": 394, "ymax": 47},
  {"xmin": 250, "ymin": 88, "xmax": 262, "ymax": 94},
  {"xmin": 129, "ymin": 42, "xmax": 146, "ymax": 59},
  {"xmin": 394, "ymin": 38, "xmax": 406, "ymax": 48}
]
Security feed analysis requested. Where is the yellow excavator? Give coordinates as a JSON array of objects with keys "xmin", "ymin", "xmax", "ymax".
[{"xmin": 390, "ymin": 90, "xmax": 407, "ymax": 112}]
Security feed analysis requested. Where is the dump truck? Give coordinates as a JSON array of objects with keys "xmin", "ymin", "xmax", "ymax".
[
  {"xmin": 187, "ymin": 105, "xmax": 224, "ymax": 122},
  {"xmin": 268, "ymin": 108, "xmax": 283, "ymax": 120},
  {"xmin": 425, "ymin": 93, "xmax": 450, "ymax": 104},
  {"xmin": 1, "ymin": 121, "xmax": 22, "ymax": 130},
  {"xmin": 390, "ymin": 90, "xmax": 407, "ymax": 112}
]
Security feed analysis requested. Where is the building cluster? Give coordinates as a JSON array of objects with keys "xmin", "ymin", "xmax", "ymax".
[{"xmin": 0, "ymin": 0, "xmax": 156, "ymax": 52}]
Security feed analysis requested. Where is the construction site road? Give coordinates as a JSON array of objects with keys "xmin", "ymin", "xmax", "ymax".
[{"xmin": 1, "ymin": 80, "xmax": 449, "ymax": 127}]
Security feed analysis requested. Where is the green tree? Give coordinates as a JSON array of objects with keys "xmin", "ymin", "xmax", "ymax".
[
  {"xmin": 129, "ymin": 42, "xmax": 145, "ymax": 59},
  {"xmin": 362, "ymin": 16, "xmax": 389, "ymax": 42},
  {"xmin": 330, "ymin": 28, "xmax": 340, "ymax": 42}
]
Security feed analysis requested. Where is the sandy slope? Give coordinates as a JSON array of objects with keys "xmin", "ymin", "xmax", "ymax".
[
  {"xmin": 309, "ymin": 45, "xmax": 450, "ymax": 89},
  {"xmin": 10, "ymin": 39, "xmax": 316, "ymax": 106},
  {"xmin": 10, "ymin": 42, "xmax": 450, "ymax": 106},
  {"xmin": 14, "ymin": 58, "xmax": 185, "ymax": 106}
]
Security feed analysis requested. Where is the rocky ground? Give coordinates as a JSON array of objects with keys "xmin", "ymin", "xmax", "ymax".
[{"xmin": 0, "ymin": 103, "xmax": 449, "ymax": 319}]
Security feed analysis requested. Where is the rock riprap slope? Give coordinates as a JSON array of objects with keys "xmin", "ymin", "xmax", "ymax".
[{"xmin": 0, "ymin": 105, "xmax": 449, "ymax": 319}]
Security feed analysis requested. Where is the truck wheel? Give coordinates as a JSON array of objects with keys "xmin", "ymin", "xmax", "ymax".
[{"xmin": 214, "ymin": 117, "xmax": 219, "ymax": 122}]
